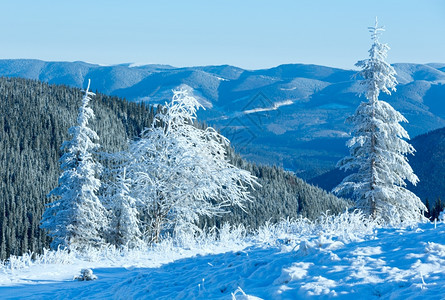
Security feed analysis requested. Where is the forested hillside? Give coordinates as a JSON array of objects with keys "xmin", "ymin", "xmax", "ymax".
[
  {"xmin": 205, "ymin": 151, "xmax": 349, "ymax": 228},
  {"xmin": 408, "ymin": 127, "xmax": 445, "ymax": 204},
  {"xmin": 0, "ymin": 77, "xmax": 348, "ymax": 259}
]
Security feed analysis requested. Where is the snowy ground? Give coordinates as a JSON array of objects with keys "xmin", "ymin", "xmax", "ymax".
[{"xmin": 1, "ymin": 216, "xmax": 444, "ymax": 299}]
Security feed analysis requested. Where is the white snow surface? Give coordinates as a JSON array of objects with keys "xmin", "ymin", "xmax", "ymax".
[
  {"xmin": 1, "ymin": 217, "xmax": 445, "ymax": 299},
  {"xmin": 243, "ymin": 100, "xmax": 293, "ymax": 115}
]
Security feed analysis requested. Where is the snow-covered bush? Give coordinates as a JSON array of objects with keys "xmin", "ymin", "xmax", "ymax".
[
  {"xmin": 75, "ymin": 268, "xmax": 97, "ymax": 281},
  {"xmin": 317, "ymin": 210, "xmax": 378, "ymax": 242},
  {"xmin": 3, "ymin": 247, "xmax": 74, "ymax": 271},
  {"xmin": 254, "ymin": 210, "xmax": 378, "ymax": 246},
  {"xmin": 439, "ymin": 210, "xmax": 445, "ymax": 222},
  {"xmin": 1, "ymin": 210, "xmax": 384, "ymax": 274},
  {"xmin": 219, "ymin": 223, "xmax": 248, "ymax": 245},
  {"xmin": 127, "ymin": 87, "xmax": 257, "ymax": 242}
]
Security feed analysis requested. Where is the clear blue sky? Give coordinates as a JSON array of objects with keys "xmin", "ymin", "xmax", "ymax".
[{"xmin": 1, "ymin": 0, "xmax": 444, "ymax": 70}]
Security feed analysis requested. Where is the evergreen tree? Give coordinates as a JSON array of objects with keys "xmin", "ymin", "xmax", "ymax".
[
  {"xmin": 333, "ymin": 19, "xmax": 426, "ymax": 224},
  {"xmin": 107, "ymin": 167, "xmax": 142, "ymax": 247},
  {"xmin": 40, "ymin": 80, "xmax": 107, "ymax": 249},
  {"xmin": 431, "ymin": 198, "xmax": 444, "ymax": 221}
]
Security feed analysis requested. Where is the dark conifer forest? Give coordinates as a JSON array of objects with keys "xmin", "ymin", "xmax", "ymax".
[{"xmin": 0, "ymin": 77, "xmax": 349, "ymax": 259}]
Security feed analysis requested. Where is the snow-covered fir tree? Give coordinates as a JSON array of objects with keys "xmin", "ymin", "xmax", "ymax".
[
  {"xmin": 107, "ymin": 167, "xmax": 142, "ymax": 247},
  {"xmin": 41, "ymin": 80, "xmax": 108, "ymax": 249},
  {"xmin": 128, "ymin": 87, "xmax": 257, "ymax": 242},
  {"xmin": 333, "ymin": 19, "xmax": 426, "ymax": 224}
]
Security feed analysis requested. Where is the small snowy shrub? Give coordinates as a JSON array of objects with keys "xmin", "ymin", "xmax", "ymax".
[
  {"xmin": 318, "ymin": 209, "xmax": 377, "ymax": 242},
  {"xmin": 37, "ymin": 247, "xmax": 74, "ymax": 265},
  {"xmin": 75, "ymin": 268, "xmax": 97, "ymax": 281},
  {"xmin": 439, "ymin": 210, "xmax": 445, "ymax": 222},
  {"xmin": 219, "ymin": 223, "xmax": 247, "ymax": 245},
  {"xmin": 1, "ymin": 210, "xmax": 383, "ymax": 274},
  {"xmin": 4, "ymin": 248, "xmax": 74, "ymax": 271},
  {"xmin": 254, "ymin": 210, "xmax": 378, "ymax": 247}
]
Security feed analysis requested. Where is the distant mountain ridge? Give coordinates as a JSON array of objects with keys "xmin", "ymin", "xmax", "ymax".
[{"xmin": 1, "ymin": 59, "xmax": 444, "ymax": 178}]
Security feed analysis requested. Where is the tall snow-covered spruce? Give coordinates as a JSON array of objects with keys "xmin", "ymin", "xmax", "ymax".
[
  {"xmin": 334, "ymin": 19, "xmax": 426, "ymax": 224},
  {"xmin": 128, "ymin": 87, "xmax": 257, "ymax": 242},
  {"xmin": 41, "ymin": 80, "xmax": 107, "ymax": 249}
]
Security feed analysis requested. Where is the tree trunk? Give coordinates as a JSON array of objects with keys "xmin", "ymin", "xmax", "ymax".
[{"xmin": 370, "ymin": 98, "xmax": 377, "ymax": 219}]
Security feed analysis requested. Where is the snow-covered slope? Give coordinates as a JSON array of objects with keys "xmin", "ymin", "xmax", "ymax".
[{"xmin": 1, "ymin": 215, "xmax": 444, "ymax": 299}]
